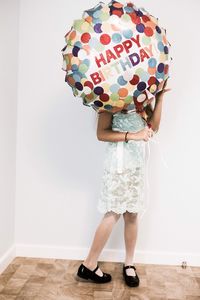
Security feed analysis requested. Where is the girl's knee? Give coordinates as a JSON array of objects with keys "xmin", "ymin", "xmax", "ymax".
[
  {"xmin": 104, "ymin": 211, "xmax": 121, "ymax": 222},
  {"xmin": 123, "ymin": 211, "xmax": 138, "ymax": 222}
]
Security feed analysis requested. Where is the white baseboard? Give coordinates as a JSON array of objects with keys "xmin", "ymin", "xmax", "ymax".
[
  {"xmin": 0, "ymin": 245, "xmax": 16, "ymax": 274},
  {"xmin": 15, "ymin": 244, "xmax": 200, "ymax": 267}
]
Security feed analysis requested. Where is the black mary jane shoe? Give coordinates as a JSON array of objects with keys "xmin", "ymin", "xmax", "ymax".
[
  {"xmin": 76, "ymin": 263, "xmax": 112, "ymax": 283},
  {"xmin": 123, "ymin": 264, "xmax": 140, "ymax": 287}
]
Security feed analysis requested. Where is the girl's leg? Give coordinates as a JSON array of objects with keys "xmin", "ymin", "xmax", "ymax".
[
  {"xmin": 123, "ymin": 211, "xmax": 138, "ymax": 276},
  {"xmin": 83, "ymin": 211, "xmax": 121, "ymax": 276}
]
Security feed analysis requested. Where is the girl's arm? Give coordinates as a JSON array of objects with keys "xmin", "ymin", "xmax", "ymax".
[
  {"xmin": 96, "ymin": 112, "xmax": 130, "ymax": 142},
  {"xmin": 96, "ymin": 112, "xmax": 153, "ymax": 142},
  {"xmin": 147, "ymin": 79, "xmax": 171, "ymax": 132}
]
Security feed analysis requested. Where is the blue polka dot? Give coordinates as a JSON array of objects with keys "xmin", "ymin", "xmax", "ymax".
[
  {"xmin": 94, "ymin": 23, "xmax": 102, "ymax": 33},
  {"xmin": 134, "ymin": 90, "xmax": 141, "ymax": 97},
  {"xmin": 117, "ymin": 76, "xmax": 127, "ymax": 86},
  {"xmin": 72, "ymin": 46, "xmax": 80, "ymax": 57},
  {"xmin": 148, "ymin": 58, "xmax": 157, "ymax": 68},
  {"xmin": 110, "ymin": 84, "xmax": 120, "ymax": 93},
  {"xmin": 156, "ymin": 71, "xmax": 165, "ymax": 79},
  {"xmin": 157, "ymin": 63, "xmax": 165, "ymax": 73},
  {"xmin": 74, "ymin": 41, "xmax": 82, "ymax": 48},
  {"xmin": 71, "ymin": 64, "xmax": 78, "ymax": 71},
  {"xmin": 155, "ymin": 32, "xmax": 162, "ymax": 41},
  {"xmin": 124, "ymin": 6, "xmax": 134, "ymax": 13},
  {"xmin": 158, "ymin": 41, "xmax": 164, "ymax": 52},
  {"xmin": 122, "ymin": 29, "xmax": 133, "ymax": 39},
  {"xmin": 137, "ymin": 82, "xmax": 146, "ymax": 91},
  {"xmin": 93, "ymin": 10, "xmax": 101, "ymax": 19},
  {"xmin": 73, "ymin": 74, "xmax": 81, "ymax": 82},
  {"xmin": 104, "ymin": 104, "xmax": 113, "ymax": 110},
  {"xmin": 82, "ymin": 59, "xmax": 90, "ymax": 66},
  {"xmin": 136, "ymin": 23, "xmax": 145, "ymax": 33},
  {"xmin": 136, "ymin": 10, "xmax": 143, "ymax": 17},
  {"xmin": 112, "ymin": 33, "xmax": 122, "ymax": 43}
]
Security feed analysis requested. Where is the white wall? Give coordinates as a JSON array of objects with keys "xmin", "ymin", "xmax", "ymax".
[
  {"xmin": 0, "ymin": 0, "xmax": 19, "ymax": 270},
  {"xmin": 2, "ymin": 0, "xmax": 199, "ymax": 266}
]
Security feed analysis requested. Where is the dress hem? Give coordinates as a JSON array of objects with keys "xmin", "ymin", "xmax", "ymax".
[{"xmin": 97, "ymin": 206, "xmax": 146, "ymax": 214}]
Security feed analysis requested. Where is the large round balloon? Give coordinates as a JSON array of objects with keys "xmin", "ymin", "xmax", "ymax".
[{"xmin": 61, "ymin": 0, "xmax": 172, "ymax": 114}]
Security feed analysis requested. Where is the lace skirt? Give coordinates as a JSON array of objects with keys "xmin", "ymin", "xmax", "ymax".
[{"xmin": 97, "ymin": 136, "xmax": 147, "ymax": 215}]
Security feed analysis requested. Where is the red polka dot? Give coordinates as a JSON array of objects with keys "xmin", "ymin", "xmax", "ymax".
[
  {"xmin": 164, "ymin": 65, "xmax": 169, "ymax": 74},
  {"xmin": 148, "ymin": 76, "xmax": 157, "ymax": 86},
  {"xmin": 130, "ymin": 13, "xmax": 141, "ymax": 24},
  {"xmin": 130, "ymin": 75, "xmax": 140, "ymax": 85},
  {"xmin": 100, "ymin": 93, "xmax": 110, "ymax": 102},
  {"xmin": 112, "ymin": 9, "xmax": 123, "ymax": 17},
  {"xmin": 144, "ymin": 27, "xmax": 154, "ymax": 37},
  {"xmin": 84, "ymin": 81, "xmax": 94, "ymax": 89},
  {"xmin": 81, "ymin": 33, "xmax": 91, "ymax": 43},
  {"xmin": 142, "ymin": 15, "xmax": 150, "ymax": 23},
  {"xmin": 100, "ymin": 34, "xmax": 111, "ymax": 45}
]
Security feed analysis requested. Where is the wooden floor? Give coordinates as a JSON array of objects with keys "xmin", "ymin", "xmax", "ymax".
[{"xmin": 0, "ymin": 257, "xmax": 199, "ymax": 300}]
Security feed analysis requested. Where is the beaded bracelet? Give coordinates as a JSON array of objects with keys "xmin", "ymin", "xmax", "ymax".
[{"xmin": 125, "ymin": 131, "xmax": 129, "ymax": 143}]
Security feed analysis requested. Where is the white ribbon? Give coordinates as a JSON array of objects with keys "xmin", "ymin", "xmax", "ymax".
[
  {"xmin": 113, "ymin": 129, "xmax": 169, "ymax": 220},
  {"xmin": 113, "ymin": 110, "xmax": 169, "ymax": 220},
  {"xmin": 138, "ymin": 135, "xmax": 169, "ymax": 221}
]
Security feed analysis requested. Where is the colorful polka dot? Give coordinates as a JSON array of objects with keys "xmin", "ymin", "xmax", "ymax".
[
  {"xmin": 110, "ymin": 84, "xmax": 120, "ymax": 93},
  {"xmin": 144, "ymin": 27, "xmax": 154, "ymax": 37},
  {"xmin": 100, "ymin": 34, "xmax": 111, "ymax": 45},
  {"xmin": 136, "ymin": 23, "xmax": 145, "ymax": 33},
  {"xmin": 137, "ymin": 82, "xmax": 147, "ymax": 91},
  {"xmin": 112, "ymin": 33, "xmax": 122, "ymax": 43},
  {"xmin": 94, "ymin": 100, "xmax": 103, "ymax": 107},
  {"xmin": 157, "ymin": 63, "xmax": 165, "ymax": 73},
  {"xmin": 100, "ymin": 93, "xmax": 110, "ymax": 101},
  {"xmin": 117, "ymin": 76, "xmax": 127, "ymax": 86},
  {"xmin": 118, "ymin": 88, "xmax": 128, "ymax": 97},
  {"xmin": 94, "ymin": 23, "xmax": 102, "ymax": 33},
  {"xmin": 81, "ymin": 33, "xmax": 91, "ymax": 43},
  {"xmin": 130, "ymin": 75, "xmax": 140, "ymax": 85},
  {"xmin": 94, "ymin": 86, "xmax": 104, "ymax": 95},
  {"xmin": 84, "ymin": 81, "xmax": 93, "ymax": 89},
  {"xmin": 75, "ymin": 82, "xmax": 83, "ymax": 91},
  {"xmin": 137, "ymin": 93, "xmax": 146, "ymax": 102},
  {"xmin": 122, "ymin": 29, "xmax": 133, "ymax": 39},
  {"xmin": 148, "ymin": 58, "xmax": 157, "ymax": 68}
]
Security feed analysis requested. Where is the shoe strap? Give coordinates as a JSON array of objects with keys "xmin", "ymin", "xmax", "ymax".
[
  {"xmin": 124, "ymin": 265, "xmax": 136, "ymax": 270},
  {"xmin": 92, "ymin": 264, "xmax": 99, "ymax": 273}
]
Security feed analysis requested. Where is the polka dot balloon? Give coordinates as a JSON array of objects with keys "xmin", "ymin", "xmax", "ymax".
[{"xmin": 61, "ymin": 0, "xmax": 172, "ymax": 114}]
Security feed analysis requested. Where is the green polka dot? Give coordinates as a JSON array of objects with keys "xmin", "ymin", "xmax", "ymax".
[
  {"xmin": 100, "ymin": 12, "xmax": 110, "ymax": 21},
  {"xmin": 94, "ymin": 42, "xmax": 104, "ymax": 52},
  {"xmin": 142, "ymin": 35, "xmax": 151, "ymax": 46},
  {"xmin": 110, "ymin": 93, "xmax": 119, "ymax": 101},
  {"xmin": 73, "ymin": 19, "xmax": 85, "ymax": 32},
  {"xmin": 135, "ymin": 68, "xmax": 145, "ymax": 76},
  {"xmin": 124, "ymin": 95, "xmax": 133, "ymax": 104},
  {"xmin": 121, "ymin": 14, "xmax": 131, "ymax": 23},
  {"xmin": 81, "ymin": 22, "xmax": 90, "ymax": 31},
  {"xmin": 79, "ymin": 64, "xmax": 89, "ymax": 73}
]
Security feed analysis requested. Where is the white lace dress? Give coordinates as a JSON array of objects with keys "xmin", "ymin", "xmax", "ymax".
[{"xmin": 97, "ymin": 110, "xmax": 148, "ymax": 214}]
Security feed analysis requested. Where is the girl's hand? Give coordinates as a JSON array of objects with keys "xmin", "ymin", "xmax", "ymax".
[
  {"xmin": 129, "ymin": 126, "xmax": 154, "ymax": 142},
  {"xmin": 156, "ymin": 78, "xmax": 171, "ymax": 100}
]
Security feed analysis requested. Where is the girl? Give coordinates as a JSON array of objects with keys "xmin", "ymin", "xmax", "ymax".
[{"xmin": 76, "ymin": 80, "xmax": 171, "ymax": 287}]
